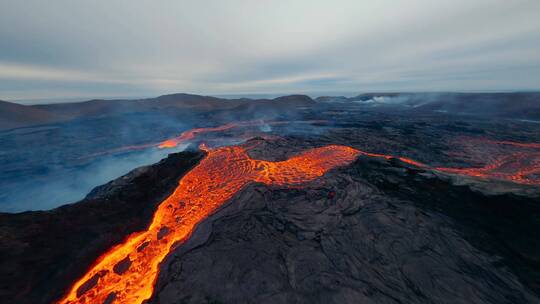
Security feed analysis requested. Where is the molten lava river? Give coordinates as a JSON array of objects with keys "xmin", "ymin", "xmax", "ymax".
[{"xmin": 58, "ymin": 145, "xmax": 360, "ymax": 304}]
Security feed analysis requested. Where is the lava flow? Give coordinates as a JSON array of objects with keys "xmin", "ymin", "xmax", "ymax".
[
  {"xmin": 157, "ymin": 123, "xmax": 238, "ymax": 148},
  {"xmin": 436, "ymin": 152, "xmax": 540, "ymax": 185},
  {"xmin": 157, "ymin": 120, "xmax": 326, "ymax": 149},
  {"xmin": 83, "ymin": 120, "xmax": 326, "ymax": 159},
  {"xmin": 433, "ymin": 137, "xmax": 540, "ymax": 185},
  {"xmin": 57, "ymin": 145, "xmax": 360, "ymax": 304},
  {"xmin": 358, "ymin": 149, "xmax": 540, "ymax": 185}
]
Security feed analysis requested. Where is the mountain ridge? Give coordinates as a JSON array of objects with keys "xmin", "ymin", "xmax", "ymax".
[{"xmin": 0, "ymin": 94, "xmax": 315, "ymax": 131}]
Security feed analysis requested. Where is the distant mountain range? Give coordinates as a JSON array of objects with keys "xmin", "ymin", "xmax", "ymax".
[
  {"xmin": 315, "ymin": 92, "xmax": 540, "ymax": 119},
  {"xmin": 1, "ymin": 92, "xmax": 539, "ymax": 131},
  {"xmin": 0, "ymin": 93, "xmax": 315, "ymax": 130}
]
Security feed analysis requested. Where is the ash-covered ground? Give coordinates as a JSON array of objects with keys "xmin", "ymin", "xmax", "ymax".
[{"xmin": 1, "ymin": 92, "xmax": 540, "ymax": 303}]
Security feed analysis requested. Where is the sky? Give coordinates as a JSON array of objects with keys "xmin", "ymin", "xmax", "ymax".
[{"xmin": 1, "ymin": 0, "xmax": 539, "ymax": 102}]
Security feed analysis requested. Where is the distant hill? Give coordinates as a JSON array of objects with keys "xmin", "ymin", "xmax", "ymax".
[
  {"xmin": 315, "ymin": 92, "xmax": 540, "ymax": 120},
  {"xmin": 0, "ymin": 100, "xmax": 62, "ymax": 130},
  {"xmin": 0, "ymin": 94, "xmax": 316, "ymax": 131},
  {"xmin": 409, "ymin": 93, "xmax": 540, "ymax": 119},
  {"xmin": 2, "ymin": 92, "xmax": 539, "ymax": 131}
]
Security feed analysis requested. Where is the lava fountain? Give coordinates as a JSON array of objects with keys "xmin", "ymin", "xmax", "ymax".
[{"xmin": 57, "ymin": 145, "xmax": 360, "ymax": 304}]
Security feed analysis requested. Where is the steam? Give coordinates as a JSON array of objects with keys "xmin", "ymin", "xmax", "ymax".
[
  {"xmin": 0, "ymin": 145, "xmax": 188, "ymax": 212},
  {"xmin": 259, "ymin": 123, "xmax": 272, "ymax": 132},
  {"xmin": 0, "ymin": 95, "xmax": 316, "ymax": 212},
  {"xmin": 354, "ymin": 95, "xmax": 421, "ymax": 107},
  {"xmin": 0, "ymin": 110, "xmax": 193, "ymax": 213},
  {"xmin": 4, "ymin": 92, "xmax": 537, "ymax": 213}
]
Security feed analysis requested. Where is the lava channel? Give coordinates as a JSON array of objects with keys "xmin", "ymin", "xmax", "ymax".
[
  {"xmin": 436, "ymin": 152, "xmax": 540, "ymax": 185},
  {"xmin": 57, "ymin": 145, "xmax": 360, "ymax": 304},
  {"xmin": 157, "ymin": 120, "xmax": 326, "ymax": 149}
]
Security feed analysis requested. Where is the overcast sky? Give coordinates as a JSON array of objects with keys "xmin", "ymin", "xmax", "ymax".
[{"xmin": 1, "ymin": 0, "xmax": 539, "ymax": 101}]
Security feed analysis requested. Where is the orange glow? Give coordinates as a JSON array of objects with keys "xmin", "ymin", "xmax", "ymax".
[
  {"xmin": 57, "ymin": 145, "xmax": 360, "ymax": 304},
  {"xmin": 198, "ymin": 142, "xmax": 210, "ymax": 152},
  {"xmin": 157, "ymin": 123, "xmax": 236, "ymax": 148},
  {"xmin": 352, "ymin": 144, "xmax": 539, "ymax": 185},
  {"xmin": 397, "ymin": 157, "xmax": 426, "ymax": 167},
  {"xmin": 157, "ymin": 139, "xmax": 178, "ymax": 149},
  {"xmin": 157, "ymin": 120, "xmax": 327, "ymax": 149},
  {"xmin": 436, "ymin": 152, "xmax": 540, "ymax": 185},
  {"xmin": 433, "ymin": 137, "xmax": 540, "ymax": 185},
  {"xmin": 481, "ymin": 139, "xmax": 540, "ymax": 149}
]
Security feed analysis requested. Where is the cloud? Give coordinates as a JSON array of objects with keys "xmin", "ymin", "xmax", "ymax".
[
  {"xmin": 0, "ymin": 62, "xmax": 102, "ymax": 82},
  {"xmin": 0, "ymin": 0, "xmax": 539, "ymax": 100}
]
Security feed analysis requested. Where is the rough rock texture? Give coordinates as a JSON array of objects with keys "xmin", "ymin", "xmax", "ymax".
[
  {"xmin": 0, "ymin": 150, "xmax": 204, "ymax": 304},
  {"xmin": 151, "ymin": 154, "xmax": 540, "ymax": 304}
]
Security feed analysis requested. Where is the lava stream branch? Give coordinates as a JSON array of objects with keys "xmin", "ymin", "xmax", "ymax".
[
  {"xmin": 57, "ymin": 145, "xmax": 360, "ymax": 304},
  {"xmin": 357, "ymin": 149, "xmax": 540, "ymax": 185},
  {"xmin": 81, "ymin": 120, "xmax": 326, "ymax": 159},
  {"xmin": 157, "ymin": 120, "xmax": 326, "ymax": 149}
]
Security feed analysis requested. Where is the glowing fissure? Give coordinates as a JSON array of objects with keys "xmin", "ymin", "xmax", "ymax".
[
  {"xmin": 435, "ymin": 137, "xmax": 540, "ymax": 185},
  {"xmin": 356, "ymin": 148, "xmax": 540, "ymax": 185},
  {"xmin": 58, "ymin": 145, "xmax": 360, "ymax": 304},
  {"xmin": 435, "ymin": 152, "xmax": 540, "ymax": 185},
  {"xmin": 157, "ymin": 120, "xmax": 326, "ymax": 149}
]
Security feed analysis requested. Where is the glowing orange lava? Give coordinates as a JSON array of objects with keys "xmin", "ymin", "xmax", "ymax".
[
  {"xmin": 57, "ymin": 144, "xmax": 360, "ymax": 304},
  {"xmin": 432, "ymin": 137, "xmax": 540, "ymax": 185},
  {"xmin": 436, "ymin": 152, "xmax": 540, "ymax": 185},
  {"xmin": 157, "ymin": 120, "xmax": 326, "ymax": 149},
  {"xmin": 354, "ymin": 147, "xmax": 540, "ymax": 185},
  {"xmin": 157, "ymin": 123, "xmax": 238, "ymax": 148}
]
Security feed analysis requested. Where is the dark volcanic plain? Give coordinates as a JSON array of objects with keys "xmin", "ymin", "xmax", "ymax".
[{"xmin": 0, "ymin": 92, "xmax": 539, "ymax": 304}]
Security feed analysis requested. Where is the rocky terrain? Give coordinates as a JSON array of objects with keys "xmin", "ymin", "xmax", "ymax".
[
  {"xmin": 0, "ymin": 100, "xmax": 60, "ymax": 130},
  {"xmin": 0, "ymin": 93, "xmax": 316, "ymax": 131},
  {"xmin": 1, "ymin": 136, "xmax": 539, "ymax": 303},
  {"xmin": 1, "ymin": 92, "xmax": 539, "ymax": 303},
  {"xmin": 0, "ymin": 151, "xmax": 204, "ymax": 304}
]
